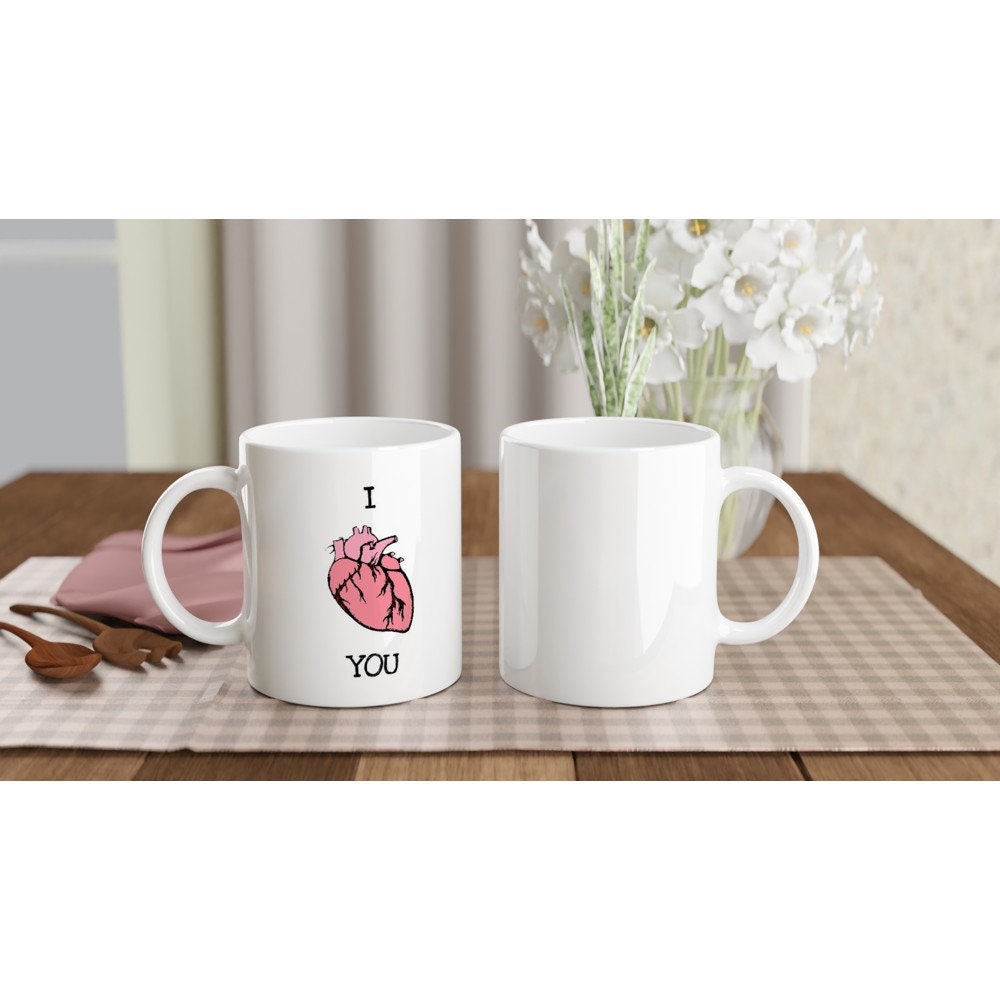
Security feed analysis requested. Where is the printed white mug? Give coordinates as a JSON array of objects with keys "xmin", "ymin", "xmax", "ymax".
[
  {"xmin": 141, "ymin": 417, "xmax": 462, "ymax": 707},
  {"xmin": 499, "ymin": 417, "xmax": 819, "ymax": 707}
]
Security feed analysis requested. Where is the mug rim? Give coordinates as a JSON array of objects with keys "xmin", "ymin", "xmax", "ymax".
[
  {"xmin": 239, "ymin": 415, "xmax": 459, "ymax": 454},
  {"xmin": 501, "ymin": 416, "xmax": 718, "ymax": 453}
]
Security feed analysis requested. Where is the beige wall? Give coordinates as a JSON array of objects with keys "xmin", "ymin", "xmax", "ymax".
[{"xmin": 810, "ymin": 220, "xmax": 1000, "ymax": 584}]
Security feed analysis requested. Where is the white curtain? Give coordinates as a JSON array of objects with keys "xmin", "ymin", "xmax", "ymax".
[
  {"xmin": 220, "ymin": 220, "xmax": 806, "ymax": 469},
  {"xmin": 117, "ymin": 220, "xmax": 224, "ymax": 469}
]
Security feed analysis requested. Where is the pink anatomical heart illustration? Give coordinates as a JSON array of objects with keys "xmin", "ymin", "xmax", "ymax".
[{"xmin": 327, "ymin": 525, "xmax": 414, "ymax": 632}]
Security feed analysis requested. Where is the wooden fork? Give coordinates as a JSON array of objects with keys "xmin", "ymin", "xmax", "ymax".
[{"xmin": 10, "ymin": 604, "xmax": 182, "ymax": 668}]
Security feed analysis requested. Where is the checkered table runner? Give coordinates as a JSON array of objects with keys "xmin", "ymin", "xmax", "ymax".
[{"xmin": 1, "ymin": 556, "xmax": 998, "ymax": 752}]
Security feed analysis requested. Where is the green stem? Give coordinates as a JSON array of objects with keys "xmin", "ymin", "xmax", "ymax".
[
  {"xmin": 640, "ymin": 368, "xmax": 774, "ymax": 557},
  {"xmin": 713, "ymin": 327, "xmax": 728, "ymax": 377},
  {"xmin": 664, "ymin": 381, "xmax": 682, "ymax": 420},
  {"xmin": 657, "ymin": 384, "xmax": 670, "ymax": 419},
  {"xmin": 748, "ymin": 377, "xmax": 766, "ymax": 430},
  {"xmin": 690, "ymin": 339, "xmax": 712, "ymax": 425}
]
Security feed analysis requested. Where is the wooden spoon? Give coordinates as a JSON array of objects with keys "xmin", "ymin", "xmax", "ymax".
[
  {"xmin": 0, "ymin": 620, "xmax": 102, "ymax": 679},
  {"xmin": 10, "ymin": 604, "xmax": 182, "ymax": 668}
]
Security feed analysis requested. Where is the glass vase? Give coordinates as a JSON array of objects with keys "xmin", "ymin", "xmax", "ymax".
[{"xmin": 640, "ymin": 372, "xmax": 783, "ymax": 559}]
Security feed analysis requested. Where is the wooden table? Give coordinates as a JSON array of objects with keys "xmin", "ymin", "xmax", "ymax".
[{"xmin": 1, "ymin": 471, "xmax": 998, "ymax": 780}]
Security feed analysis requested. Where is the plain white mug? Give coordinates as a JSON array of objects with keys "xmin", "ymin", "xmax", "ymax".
[
  {"xmin": 141, "ymin": 417, "xmax": 462, "ymax": 707},
  {"xmin": 499, "ymin": 417, "xmax": 819, "ymax": 707}
]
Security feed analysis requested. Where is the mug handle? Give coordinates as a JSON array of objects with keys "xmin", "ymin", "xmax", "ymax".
[
  {"xmin": 716, "ymin": 466, "xmax": 819, "ymax": 646},
  {"xmin": 141, "ymin": 466, "xmax": 248, "ymax": 645}
]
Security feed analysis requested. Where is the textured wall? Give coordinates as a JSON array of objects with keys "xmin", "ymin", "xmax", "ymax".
[{"xmin": 809, "ymin": 220, "xmax": 1000, "ymax": 584}]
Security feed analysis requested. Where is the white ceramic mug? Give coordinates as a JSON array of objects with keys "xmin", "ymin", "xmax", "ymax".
[
  {"xmin": 499, "ymin": 417, "xmax": 819, "ymax": 707},
  {"xmin": 141, "ymin": 417, "xmax": 462, "ymax": 707}
]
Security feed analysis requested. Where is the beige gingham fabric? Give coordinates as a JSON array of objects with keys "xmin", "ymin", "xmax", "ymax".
[{"xmin": 1, "ymin": 556, "xmax": 999, "ymax": 752}]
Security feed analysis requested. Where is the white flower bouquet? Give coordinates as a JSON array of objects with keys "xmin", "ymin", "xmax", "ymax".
[
  {"xmin": 519, "ymin": 219, "xmax": 883, "ymax": 555},
  {"xmin": 521, "ymin": 218, "xmax": 882, "ymax": 398}
]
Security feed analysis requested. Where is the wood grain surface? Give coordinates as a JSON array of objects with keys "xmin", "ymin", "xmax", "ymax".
[
  {"xmin": 356, "ymin": 752, "xmax": 575, "ymax": 781},
  {"xmin": 1, "ymin": 470, "xmax": 997, "ymax": 780}
]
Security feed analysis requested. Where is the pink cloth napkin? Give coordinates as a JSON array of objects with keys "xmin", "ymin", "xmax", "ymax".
[{"xmin": 54, "ymin": 528, "xmax": 245, "ymax": 635}]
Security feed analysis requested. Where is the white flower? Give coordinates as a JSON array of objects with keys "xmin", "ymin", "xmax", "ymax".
[
  {"xmin": 524, "ymin": 218, "xmax": 551, "ymax": 270},
  {"xmin": 834, "ymin": 231, "xmax": 873, "ymax": 295},
  {"xmin": 645, "ymin": 340, "xmax": 685, "ymax": 383},
  {"xmin": 721, "ymin": 265, "xmax": 776, "ymax": 314},
  {"xmin": 519, "ymin": 224, "xmax": 557, "ymax": 305},
  {"xmin": 519, "ymin": 288, "xmax": 559, "ymax": 365},
  {"xmin": 641, "ymin": 314, "xmax": 686, "ymax": 385},
  {"xmin": 668, "ymin": 218, "xmax": 718, "ymax": 253},
  {"xmin": 753, "ymin": 268, "xmax": 834, "ymax": 327},
  {"xmin": 730, "ymin": 222, "xmax": 780, "ymax": 267},
  {"xmin": 753, "ymin": 283, "xmax": 788, "ymax": 330},
  {"xmin": 639, "ymin": 269, "xmax": 689, "ymax": 385},
  {"xmin": 520, "ymin": 293, "xmax": 577, "ymax": 373},
  {"xmin": 692, "ymin": 239, "xmax": 778, "ymax": 343},
  {"xmin": 826, "ymin": 227, "xmax": 883, "ymax": 359},
  {"xmin": 747, "ymin": 304, "xmax": 845, "ymax": 381},
  {"xmin": 646, "ymin": 226, "xmax": 698, "ymax": 283},
  {"xmin": 519, "ymin": 222, "xmax": 577, "ymax": 371},
  {"xmin": 666, "ymin": 219, "xmax": 750, "ymax": 254},
  {"xmin": 844, "ymin": 283, "xmax": 883, "ymax": 358},
  {"xmin": 549, "ymin": 322, "xmax": 579, "ymax": 371},
  {"xmin": 666, "ymin": 306, "xmax": 709, "ymax": 349},
  {"xmin": 641, "ymin": 268, "xmax": 684, "ymax": 324},
  {"xmin": 777, "ymin": 220, "xmax": 817, "ymax": 268},
  {"xmin": 788, "ymin": 268, "xmax": 834, "ymax": 311},
  {"xmin": 689, "ymin": 240, "xmax": 730, "ymax": 288},
  {"xmin": 551, "ymin": 237, "xmax": 591, "ymax": 315},
  {"xmin": 563, "ymin": 225, "xmax": 598, "ymax": 261}
]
